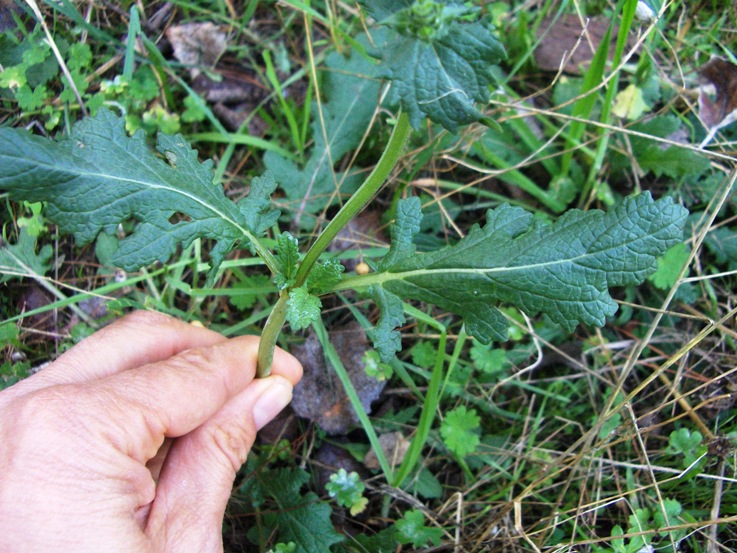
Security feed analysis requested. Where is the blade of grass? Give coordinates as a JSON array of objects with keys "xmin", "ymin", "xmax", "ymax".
[
  {"xmin": 312, "ymin": 317, "xmax": 394, "ymax": 482},
  {"xmin": 580, "ymin": 0, "xmax": 639, "ymax": 205},
  {"xmin": 558, "ymin": 12, "xmax": 615, "ymax": 185},
  {"xmin": 391, "ymin": 304, "xmax": 447, "ymax": 488},
  {"xmin": 122, "ymin": 5, "xmax": 141, "ymax": 82},
  {"xmin": 263, "ymin": 49, "xmax": 305, "ymax": 161}
]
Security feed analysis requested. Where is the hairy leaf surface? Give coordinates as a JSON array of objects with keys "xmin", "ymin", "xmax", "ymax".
[
  {"xmin": 0, "ymin": 110, "xmax": 278, "ymax": 282},
  {"xmin": 360, "ymin": 0, "xmax": 506, "ymax": 132},
  {"xmin": 359, "ymin": 194, "xmax": 687, "ymax": 356}
]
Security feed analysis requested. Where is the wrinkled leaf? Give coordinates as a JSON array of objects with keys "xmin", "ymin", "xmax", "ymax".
[
  {"xmin": 286, "ymin": 286, "xmax": 321, "ymax": 331},
  {"xmin": 361, "ymin": 194, "xmax": 687, "ymax": 356},
  {"xmin": 361, "ymin": 0, "xmax": 506, "ymax": 132},
  {"xmin": 0, "ymin": 110, "xmax": 279, "ymax": 283},
  {"xmin": 274, "ymin": 232, "xmax": 300, "ymax": 290}
]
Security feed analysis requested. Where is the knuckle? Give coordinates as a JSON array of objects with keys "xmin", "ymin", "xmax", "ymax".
[{"xmin": 207, "ymin": 419, "xmax": 255, "ymax": 473}]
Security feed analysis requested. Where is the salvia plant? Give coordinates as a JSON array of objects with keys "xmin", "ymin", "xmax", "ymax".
[{"xmin": 0, "ymin": 0, "xmax": 687, "ymax": 483}]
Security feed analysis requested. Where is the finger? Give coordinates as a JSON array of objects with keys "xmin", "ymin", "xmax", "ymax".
[
  {"xmin": 90, "ymin": 336, "xmax": 302, "ymax": 459},
  {"xmin": 145, "ymin": 375, "xmax": 295, "ymax": 550},
  {"xmin": 8, "ymin": 311, "xmax": 227, "ymax": 396}
]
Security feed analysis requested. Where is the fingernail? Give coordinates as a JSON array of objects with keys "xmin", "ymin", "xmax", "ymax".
[{"xmin": 253, "ymin": 377, "xmax": 293, "ymax": 430}]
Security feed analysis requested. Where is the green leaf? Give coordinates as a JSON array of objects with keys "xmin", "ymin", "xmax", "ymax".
[
  {"xmin": 363, "ymin": 193, "xmax": 687, "ymax": 348},
  {"xmin": 666, "ymin": 427, "xmax": 705, "ymax": 468},
  {"xmin": 440, "ymin": 405, "xmax": 481, "ymax": 457},
  {"xmin": 261, "ymin": 467, "xmax": 344, "ymax": 553},
  {"xmin": 274, "ymin": 232, "xmax": 300, "ymax": 290},
  {"xmin": 228, "ymin": 274, "xmax": 273, "ymax": 311},
  {"xmin": 264, "ymin": 33, "xmax": 382, "ymax": 229},
  {"xmin": 647, "ymin": 242, "xmax": 690, "ymax": 290},
  {"xmin": 361, "ymin": 0, "xmax": 506, "ymax": 132},
  {"xmin": 394, "ymin": 509, "xmax": 443, "ymax": 548},
  {"xmin": 379, "ymin": 196, "xmax": 422, "ymax": 270},
  {"xmin": 612, "ymin": 116, "xmax": 710, "ymax": 179},
  {"xmin": 306, "ymin": 258, "xmax": 345, "ymax": 295},
  {"xmin": 326, "ymin": 469, "xmax": 367, "ymax": 515},
  {"xmin": 653, "ymin": 498, "xmax": 682, "ymax": 535},
  {"xmin": 410, "ymin": 341, "xmax": 436, "ymax": 368},
  {"xmin": 0, "ymin": 229, "xmax": 53, "ymax": 283},
  {"xmin": 362, "ymin": 349, "xmax": 393, "ymax": 381},
  {"xmin": 286, "ymin": 286, "xmax": 322, "ymax": 331},
  {"xmin": 470, "ymin": 341, "xmax": 508, "ymax": 376},
  {"xmin": 0, "ymin": 110, "xmax": 279, "ymax": 283},
  {"xmin": 364, "ymin": 284, "xmax": 405, "ymax": 361},
  {"xmin": 611, "ymin": 83, "xmax": 649, "ymax": 120}
]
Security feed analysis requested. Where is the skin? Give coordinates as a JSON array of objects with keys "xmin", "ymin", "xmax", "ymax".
[{"xmin": 0, "ymin": 310, "xmax": 302, "ymax": 553}]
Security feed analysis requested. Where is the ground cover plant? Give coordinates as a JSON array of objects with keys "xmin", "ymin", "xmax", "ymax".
[{"xmin": 1, "ymin": 0, "xmax": 737, "ymax": 551}]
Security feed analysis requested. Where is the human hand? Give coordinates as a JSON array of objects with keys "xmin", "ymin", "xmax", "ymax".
[{"xmin": 0, "ymin": 310, "xmax": 302, "ymax": 553}]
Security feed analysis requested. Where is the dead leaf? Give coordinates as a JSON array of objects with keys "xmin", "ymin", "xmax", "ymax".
[
  {"xmin": 291, "ymin": 322, "xmax": 386, "ymax": 435},
  {"xmin": 166, "ymin": 22, "xmax": 228, "ymax": 78},
  {"xmin": 697, "ymin": 57, "xmax": 737, "ymax": 145},
  {"xmin": 534, "ymin": 15, "xmax": 632, "ymax": 75},
  {"xmin": 364, "ymin": 431, "xmax": 410, "ymax": 470}
]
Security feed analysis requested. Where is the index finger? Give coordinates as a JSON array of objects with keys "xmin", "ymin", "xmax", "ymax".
[
  {"xmin": 88, "ymin": 334, "xmax": 302, "ymax": 452},
  {"xmin": 8, "ymin": 311, "xmax": 227, "ymax": 397}
]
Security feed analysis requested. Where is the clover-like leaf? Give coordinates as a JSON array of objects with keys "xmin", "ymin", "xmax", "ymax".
[
  {"xmin": 394, "ymin": 509, "xmax": 443, "ymax": 548},
  {"xmin": 440, "ymin": 405, "xmax": 481, "ymax": 457},
  {"xmin": 326, "ymin": 469, "xmax": 367, "ymax": 515}
]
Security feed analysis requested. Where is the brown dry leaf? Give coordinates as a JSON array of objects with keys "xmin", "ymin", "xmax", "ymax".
[
  {"xmin": 166, "ymin": 22, "xmax": 227, "ymax": 78},
  {"xmin": 698, "ymin": 57, "xmax": 737, "ymax": 143},
  {"xmin": 534, "ymin": 15, "xmax": 628, "ymax": 74},
  {"xmin": 291, "ymin": 322, "xmax": 386, "ymax": 435},
  {"xmin": 364, "ymin": 431, "xmax": 410, "ymax": 470}
]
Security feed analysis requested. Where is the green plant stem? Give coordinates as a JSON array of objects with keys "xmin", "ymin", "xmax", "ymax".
[
  {"xmin": 255, "ymin": 112, "xmax": 410, "ymax": 377},
  {"xmin": 256, "ymin": 291, "xmax": 289, "ymax": 377},
  {"xmin": 293, "ymin": 111, "xmax": 411, "ymax": 288}
]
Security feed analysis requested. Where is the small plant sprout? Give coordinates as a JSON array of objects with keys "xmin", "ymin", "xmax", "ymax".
[{"xmin": 325, "ymin": 469, "xmax": 368, "ymax": 516}]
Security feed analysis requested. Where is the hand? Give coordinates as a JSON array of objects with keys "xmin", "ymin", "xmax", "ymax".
[{"xmin": 0, "ymin": 310, "xmax": 302, "ymax": 553}]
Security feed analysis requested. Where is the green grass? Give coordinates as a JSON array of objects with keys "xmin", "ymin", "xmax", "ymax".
[{"xmin": 2, "ymin": 1, "xmax": 737, "ymax": 551}]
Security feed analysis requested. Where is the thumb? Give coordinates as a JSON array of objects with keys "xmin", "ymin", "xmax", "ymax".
[{"xmin": 145, "ymin": 375, "xmax": 294, "ymax": 552}]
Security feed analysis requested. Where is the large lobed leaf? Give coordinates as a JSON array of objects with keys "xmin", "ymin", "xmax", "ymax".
[
  {"xmin": 365, "ymin": 194, "xmax": 688, "ymax": 360},
  {"xmin": 359, "ymin": 0, "xmax": 506, "ymax": 132},
  {"xmin": 0, "ymin": 110, "xmax": 278, "ymax": 282}
]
